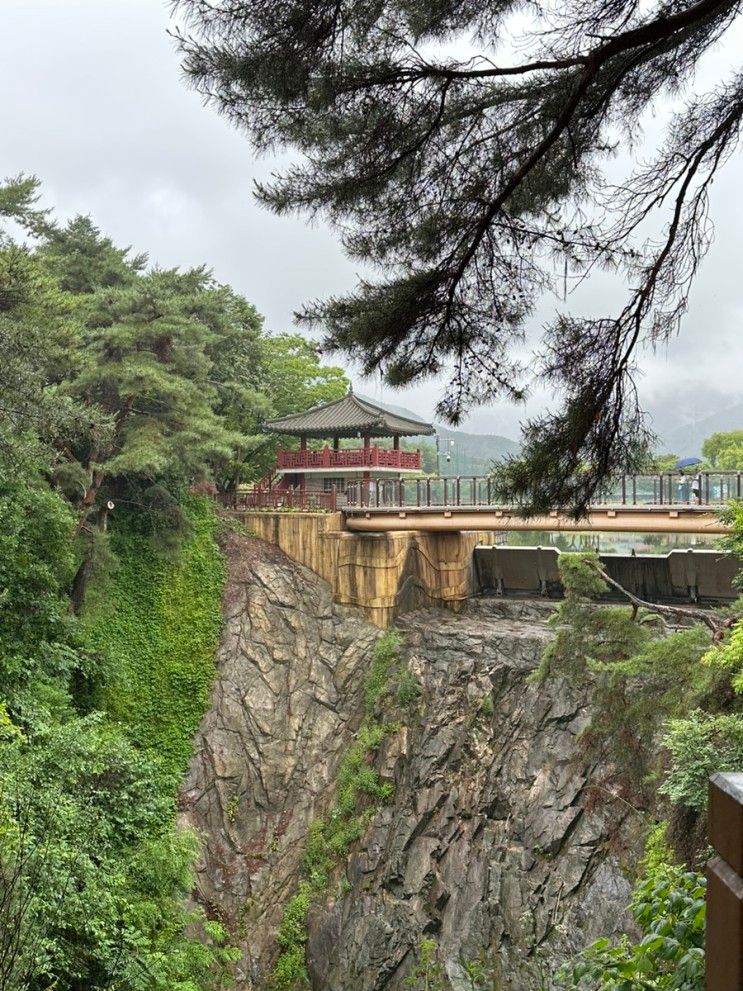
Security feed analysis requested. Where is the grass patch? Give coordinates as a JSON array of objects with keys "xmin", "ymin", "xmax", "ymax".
[{"xmin": 365, "ymin": 629, "xmax": 402, "ymax": 716}]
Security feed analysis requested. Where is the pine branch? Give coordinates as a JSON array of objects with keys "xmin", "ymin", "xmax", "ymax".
[{"xmin": 582, "ymin": 556, "xmax": 740, "ymax": 640}]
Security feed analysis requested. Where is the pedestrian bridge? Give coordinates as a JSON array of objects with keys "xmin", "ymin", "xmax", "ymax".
[
  {"xmin": 343, "ymin": 472, "xmax": 741, "ymax": 534},
  {"xmin": 223, "ymin": 471, "xmax": 741, "ymax": 626}
]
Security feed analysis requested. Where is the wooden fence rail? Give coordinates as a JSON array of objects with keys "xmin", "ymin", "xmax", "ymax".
[{"xmin": 708, "ymin": 773, "xmax": 743, "ymax": 989}]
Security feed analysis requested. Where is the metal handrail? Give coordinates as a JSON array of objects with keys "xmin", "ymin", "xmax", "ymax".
[{"xmin": 344, "ymin": 472, "xmax": 743, "ymax": 511}]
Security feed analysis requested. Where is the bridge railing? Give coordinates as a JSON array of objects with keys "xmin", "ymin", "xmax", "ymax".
[
  {"xmin": 218, "ymin": 488, "xmax": 338, "ymax": 512},
  {"xmin": 345, "ymin": 472, "xmax": 743, "ymax": 511}
]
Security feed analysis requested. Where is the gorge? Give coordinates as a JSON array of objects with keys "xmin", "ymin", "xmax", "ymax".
[{"xmin": 181, "ymin": 531, "xmax": 647, "ymax": 990}]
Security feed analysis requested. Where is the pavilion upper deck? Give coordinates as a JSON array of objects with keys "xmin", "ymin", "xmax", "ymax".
[{"xmin": 277, "ymin": 445, "xmax": 422, "ymax": 472}]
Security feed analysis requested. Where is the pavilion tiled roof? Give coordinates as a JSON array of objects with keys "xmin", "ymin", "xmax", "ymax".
[{"xmin": 262, "ymin": 389, "xmax": 435, "ymax": 438}]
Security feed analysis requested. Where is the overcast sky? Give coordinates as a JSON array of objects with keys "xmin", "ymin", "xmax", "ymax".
[{"xmin": 2, "ymin": 0, "xmax": 742, "ymax": 441}]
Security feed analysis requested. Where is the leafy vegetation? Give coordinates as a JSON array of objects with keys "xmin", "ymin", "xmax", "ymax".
[
  {"xmin": 559, "ymin": 831, "xmax": 705, "ymax": 990},
  {"xmin": 536, "ymin": 553, "xmax": 731, "ymax": 806},
  {"xmin": 403, "ymin": 939, "xmax": 446, "ymax": 991},
  {"xmin": 540, "ymin": 540, "xmax": 743, "ymax": 989},
  {"xmin": 83, "ymin": 498, "xmax": 224, "ymax": 784},
  {"xmin": 0, "ymin": 492, "xmax": 238, "ymax": 990},
  {"xmin": 702, "ymin": 431, "xmax": 743, "ymax": 471},
  {"xmin": 0, "ymin": 717, "xmax": 239, "ymax": 991},
  {"xmin": 661, "ymin": 712, "xmax": 743, "ymax": 813},
  {"xmin": 396, "ymin": 668, "xmax": 422, "ymax": 707},
  {"xmin": 0, "ymin": 175, "xmax": 350, "ymax": 991}
]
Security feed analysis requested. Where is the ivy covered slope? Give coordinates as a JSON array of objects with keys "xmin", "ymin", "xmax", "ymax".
[
  {"xmin": 0, "ymin": 481, "xmax": 236, "ymax": 990},
  {"xmin": 83, "ymin": 498, "xmax": 225, "ymax": 786}
]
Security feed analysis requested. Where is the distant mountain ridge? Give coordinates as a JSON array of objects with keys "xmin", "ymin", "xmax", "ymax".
[
  {"xmin": 653, "ymin": 400, "xmax": 743, "ymax": 456},
  {"xmin": 357, "ymin": 393, "xmax": 519, "ymax": 473}
]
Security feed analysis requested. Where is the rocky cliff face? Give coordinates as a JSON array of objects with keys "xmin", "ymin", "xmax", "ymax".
[{"xmin": 182, "ymin": 535, "xmax": 641, "ymax": 990}]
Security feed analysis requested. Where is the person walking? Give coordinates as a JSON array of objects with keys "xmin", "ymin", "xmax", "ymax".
[{"xmin": 691, "ymin": 472, "xmax": 702, "ymax": 505}]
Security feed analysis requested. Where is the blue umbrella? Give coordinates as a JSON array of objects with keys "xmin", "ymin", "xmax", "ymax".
[{"xmin": 674, "ymin": 456, "xmax": 703, "ymax": 470}]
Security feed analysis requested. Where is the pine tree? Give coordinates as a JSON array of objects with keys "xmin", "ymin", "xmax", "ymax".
[
  {"xmin": 38, "ymin": 215, "xmax": 146, "ymax": 294},
  {"xmin": 66, "ymin": 267, "xmax": 244, "ymax": 529},
  {"xmin": 0, "ymin": 178, "xmax": 92, "ymax": 467},
  {"xmin": 175, "ymin": 0, "xmax": 743, "ymax": 511}
]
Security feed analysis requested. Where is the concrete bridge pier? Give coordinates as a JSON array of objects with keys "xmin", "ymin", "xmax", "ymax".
[{"xmin": 233, "ymin": 511, "xmax": 490, "ymax": 626}]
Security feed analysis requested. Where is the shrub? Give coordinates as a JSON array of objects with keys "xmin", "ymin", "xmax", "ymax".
[
  {"xmin": 558, "ymin": 833, "xmax": 705, "ymax": 990},
  {"xmin": 396, "ymin": 669, "xmax": 421, "ymax": 707},
  {"xmin": 662, "ymin": 711, "xmax": 743, "ymax": 812}
]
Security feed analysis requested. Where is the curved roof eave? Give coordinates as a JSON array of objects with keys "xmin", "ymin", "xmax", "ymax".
[{"xmin": 262, "ymin": 391, "xmax": 435, "ymax": 437}]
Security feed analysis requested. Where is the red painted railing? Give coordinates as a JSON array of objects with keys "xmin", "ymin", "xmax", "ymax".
[{"xmin": 277, "ymin": 446, "xmax": 421, "ymax": 471}]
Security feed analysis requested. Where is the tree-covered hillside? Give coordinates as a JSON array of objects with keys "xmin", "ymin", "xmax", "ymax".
[{"xmin": 0, "ymin": 174, "xmax": 347, "ymax": 991}]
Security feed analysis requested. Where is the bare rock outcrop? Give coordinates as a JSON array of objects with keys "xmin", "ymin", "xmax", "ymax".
[
  {"xmin": 182, "ymin": 536, "xmax": 641, "ymax": 990},
  {"xmin": 181, "ymin": 535, "xmax": 377, "ymax": 986},
  {"xmin": 308, "ymin": 600, "xmax": 640, "ymax": 989}
]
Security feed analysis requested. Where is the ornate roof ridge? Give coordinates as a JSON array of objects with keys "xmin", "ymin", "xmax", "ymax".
[{"xmin": 262, "ymin": 390, "xmax": 434, "ymax": 437}]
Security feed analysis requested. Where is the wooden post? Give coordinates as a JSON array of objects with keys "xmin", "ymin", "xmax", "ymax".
[{"xmin": 707, "ymin": 772, "xmax": 743, "ymax": 989}]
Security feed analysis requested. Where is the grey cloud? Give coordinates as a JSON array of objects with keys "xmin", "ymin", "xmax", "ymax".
[{"xmin": 2, "ymin": 0, "xmax": 742, "ymax": 445}]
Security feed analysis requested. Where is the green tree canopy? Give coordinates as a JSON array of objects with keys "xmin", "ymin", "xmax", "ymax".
[
  {"xmin": 702, "ymin": 430, "xmax": 743, "ymax": 469},
  {"xmin": 66, "ymin": 267, "xmax": 245, "ymax": 528},
  {"xmin": 260, "ymin": 333, "xmax": 348, "ymax": 418},
  {"xmin": 0, "ymin": 175, "xmax": 349, "ymax": 597},
  {"xmin": 38, "ymin": 214, "xmax": 146, "ymax": 294}
]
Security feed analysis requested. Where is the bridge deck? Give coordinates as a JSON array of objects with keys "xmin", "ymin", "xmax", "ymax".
[{"xmin": 343, "ymin": 473, "xmax": 741, "ymax": 533}]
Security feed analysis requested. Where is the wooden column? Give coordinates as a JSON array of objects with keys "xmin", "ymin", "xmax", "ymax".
[
  {"xmin": 299, "ymin": 435, "xmax": 307, "ymax": 495},
  {"xmin": 393, "ymin": 435, "xmax": 400, "ymax": 450},
  {"xmin": 333, "ymin": 436, "xmax": 340, "ymax": 451},
  {"xmin": 707, "ymin": 772, "xmax": 743, "ymax": 989}
]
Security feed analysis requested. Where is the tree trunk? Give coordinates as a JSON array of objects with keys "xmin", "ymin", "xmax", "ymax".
[{"xmin": 70, "ymin": 505, "xmax": 109, "ymax": 615}]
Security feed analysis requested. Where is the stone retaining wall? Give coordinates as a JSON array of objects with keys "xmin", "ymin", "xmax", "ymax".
[{"xmin": 233, "ymin": 511, "xmax": 499, "ymax": 626}]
